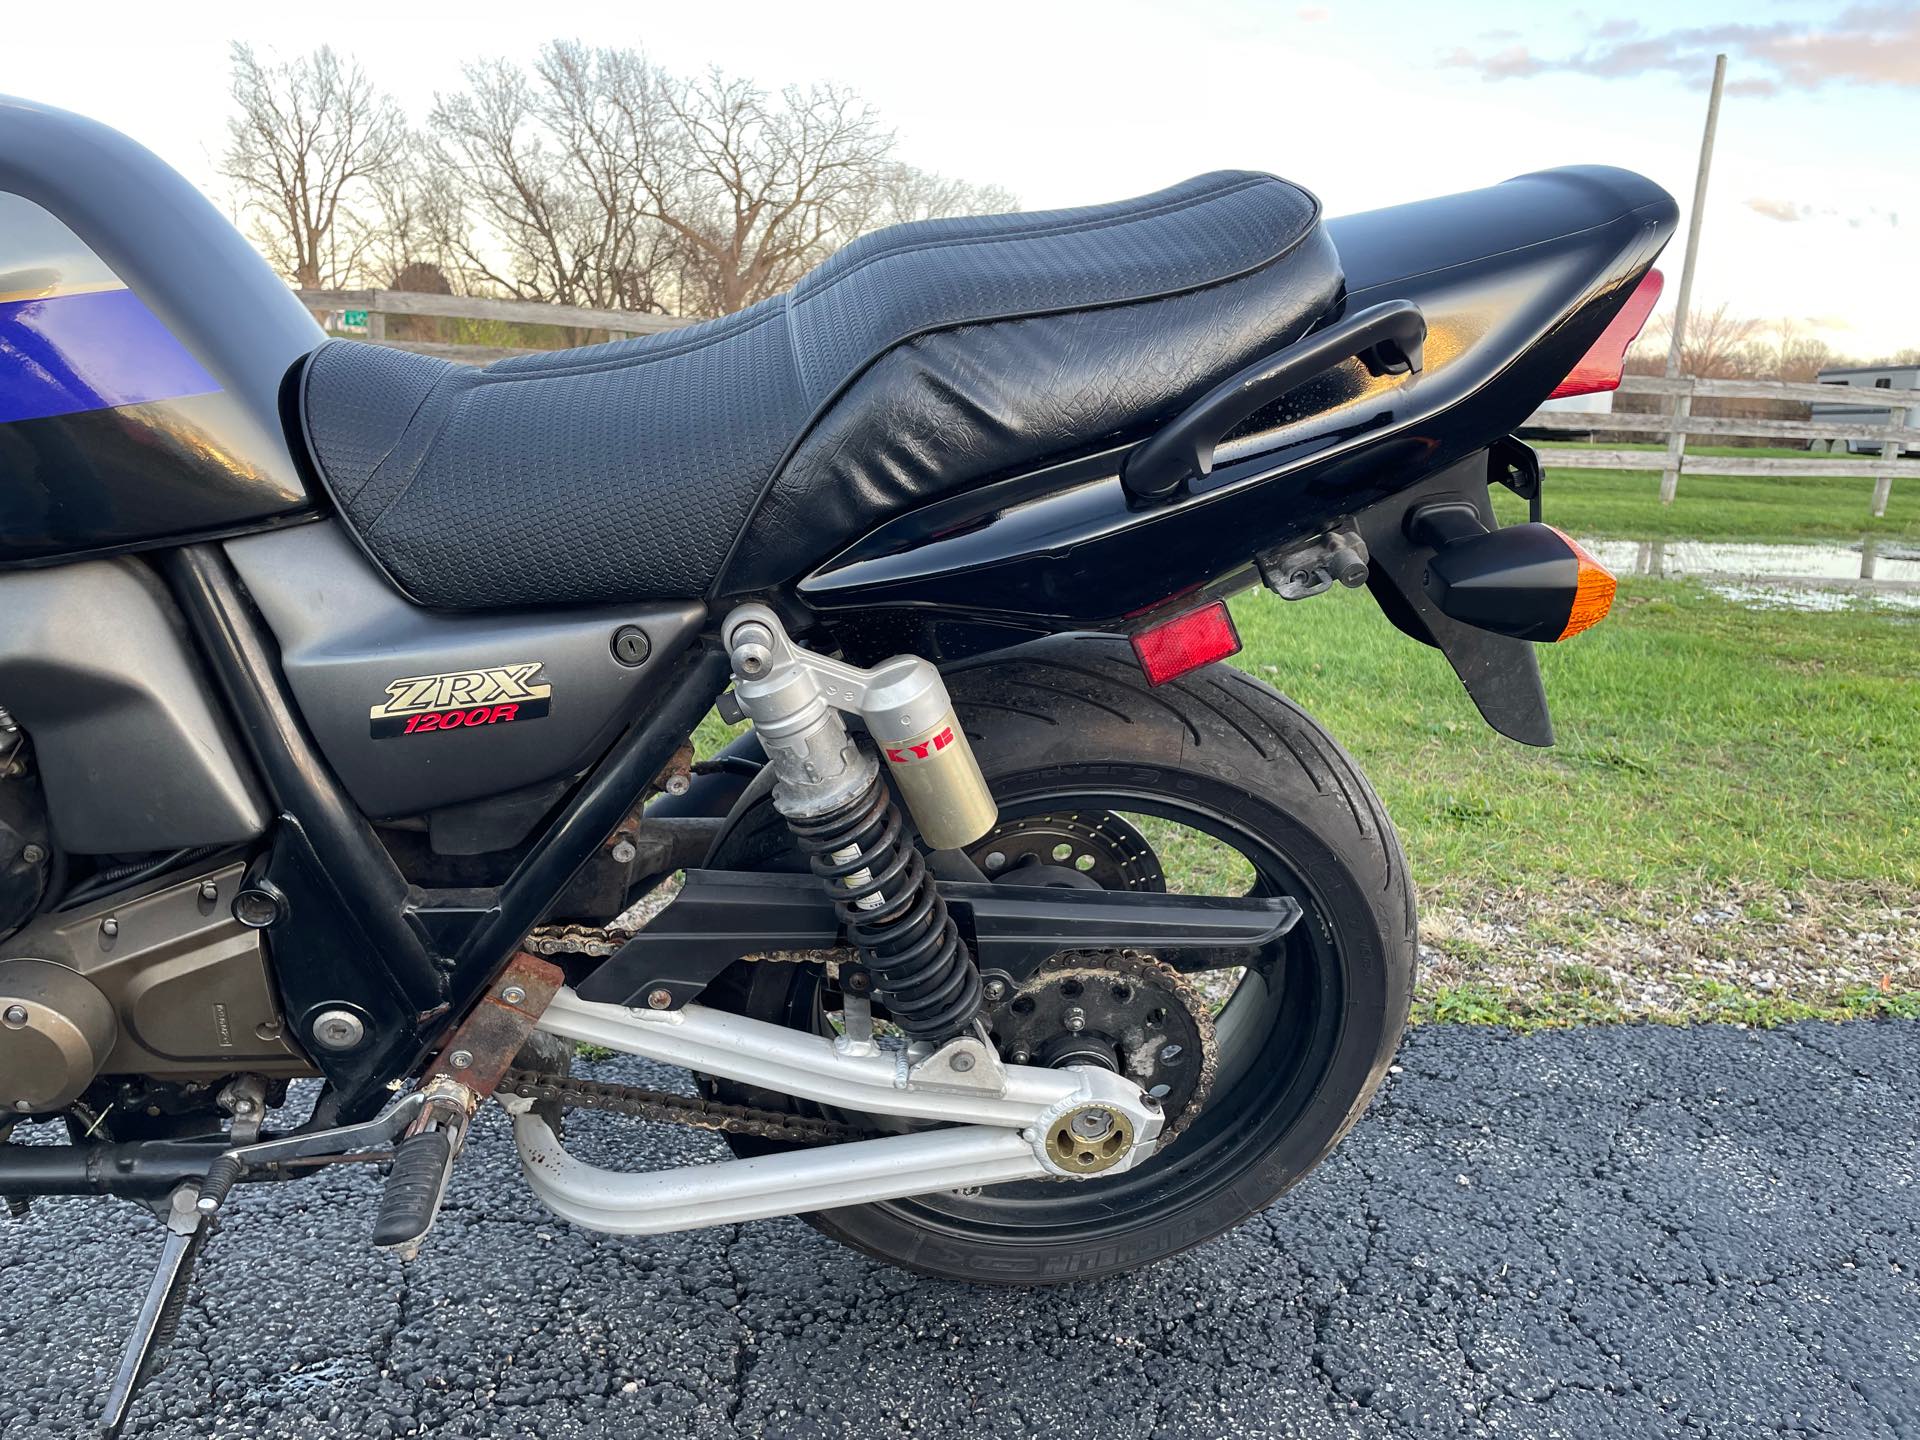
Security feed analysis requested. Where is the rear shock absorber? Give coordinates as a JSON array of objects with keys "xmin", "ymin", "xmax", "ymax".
[{"xmin": 721, "ymin": 606, "xmax": 998, "ymax": 1042}]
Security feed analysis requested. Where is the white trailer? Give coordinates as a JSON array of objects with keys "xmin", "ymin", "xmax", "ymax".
[{"xmin": 1812, "ymin": 364, "xmax": 1920, "ymax": 456}]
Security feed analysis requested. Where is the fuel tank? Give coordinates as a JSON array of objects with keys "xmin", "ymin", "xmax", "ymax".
[{"xmin": 0, "ymin": 96, "xmax": 323, "ymax": 566}]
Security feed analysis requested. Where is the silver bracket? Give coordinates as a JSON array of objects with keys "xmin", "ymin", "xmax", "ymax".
[
  {"xmin": 216, "ymin": 1075, "xmax": 269, "ymax": 1146},
  {"xmin": 905, "ymin": 1032, "xmax": 1008, "ymax": 1095},
  {"xmin": 1257, "ymin": 520, "xmax": 1371, "ymax": 600},
  {"xmin": 835, "ymin": 992, "xmax": 880, "ymax": 1058}
]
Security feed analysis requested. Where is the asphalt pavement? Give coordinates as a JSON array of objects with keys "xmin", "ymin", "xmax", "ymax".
[{"xmin": 2, "ymin": 1020, "xmax": 1916, "ymax": 1439}]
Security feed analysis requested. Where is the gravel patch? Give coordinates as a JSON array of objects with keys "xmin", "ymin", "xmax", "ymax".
[{"xmin": 1420, "ymin": 879, "xmax": 1920, "ymax": 1020}]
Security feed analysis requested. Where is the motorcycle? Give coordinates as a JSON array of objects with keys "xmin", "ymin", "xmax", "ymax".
[{"xmin": 0, "ymin": 94, "xmax": 1675, "ymax": 1432}]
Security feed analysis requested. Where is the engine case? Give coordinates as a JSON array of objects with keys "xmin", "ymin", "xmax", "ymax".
[{"xmin": 0, "ymin": 862, "xmax": 311, "ymax": 1114}]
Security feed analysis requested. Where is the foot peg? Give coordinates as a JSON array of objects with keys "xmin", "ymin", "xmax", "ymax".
[
  {"xmin": 372, "ymin": 1129, "xmax": 456, "ymax": 1249},
  {"xmin": 371, "ymin": 1087, "xmax": 472, "ymax": 1257}
]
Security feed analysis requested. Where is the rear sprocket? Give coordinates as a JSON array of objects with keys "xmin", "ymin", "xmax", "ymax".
[{"xmin": 984, "ymin": 950, "xmax": 1216, "ymax": 1145}]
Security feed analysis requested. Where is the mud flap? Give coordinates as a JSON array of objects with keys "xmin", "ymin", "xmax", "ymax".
[{"xmin": 1355, "ymin": 454, "xmax": 1555, "ymax": 748}]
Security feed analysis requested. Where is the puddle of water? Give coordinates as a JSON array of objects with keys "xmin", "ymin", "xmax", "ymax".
[
  {"xmin": 1703, "ymin": 581, "xmax": 1920, "ymax": 614},
  {"xmin": 1581, "ymin": 537, "xmax": 1920, "ymax": 586},
  {"xmin": 1580, "ymin": 536, "xmax": 1920, "ymax": 612}
]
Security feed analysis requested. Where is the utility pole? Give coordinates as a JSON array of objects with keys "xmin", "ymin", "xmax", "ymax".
[{"xmin": 1659, "ymin": 52, "xmax": 1727, "ymax": 506}]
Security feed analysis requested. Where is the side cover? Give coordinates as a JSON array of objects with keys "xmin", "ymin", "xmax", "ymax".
[
  {"xmin": 0, "ymin": 559, "xmax": 267, "ymax": 853},
  {"xmin": 225, "ymin": 523, "xmax": 706, "ymax": 823}
]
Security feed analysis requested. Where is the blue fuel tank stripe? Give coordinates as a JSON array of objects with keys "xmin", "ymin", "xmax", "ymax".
[{"xmin": 0, "ymin": 286, "xmax": 221, "ymax": 424}]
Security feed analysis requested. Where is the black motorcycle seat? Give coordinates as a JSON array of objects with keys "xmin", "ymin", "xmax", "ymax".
[{"xmin": 298, "ymin": 171, "xmax": 1343, "ymax": 610}]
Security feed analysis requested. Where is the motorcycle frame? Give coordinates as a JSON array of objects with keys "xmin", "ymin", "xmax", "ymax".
[{"xmin": 162, "ymin": 542, "xmax": 735, "ymax": 1122}]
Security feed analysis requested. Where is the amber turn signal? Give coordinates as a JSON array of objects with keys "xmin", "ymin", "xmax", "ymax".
[
  {"xmin": 1547, "ymin": 526, "xmax": 1616, "ymax": 639},
  {"xmin": 1421, "ymin": 521, "xmax": 1617, "ymax": 644}
]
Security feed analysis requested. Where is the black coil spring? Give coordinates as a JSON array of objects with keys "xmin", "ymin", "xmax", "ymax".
[{"xmin": 787, "ymin": 776, "xmax": 981, "ymax": 1042}]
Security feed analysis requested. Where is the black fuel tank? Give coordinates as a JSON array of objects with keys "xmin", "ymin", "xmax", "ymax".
[{"xmin": 0, "ymin": 97, "xmax": 322, "ymax": 565}]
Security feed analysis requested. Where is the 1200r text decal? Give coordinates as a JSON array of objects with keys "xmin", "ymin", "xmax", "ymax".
[{"xmin": 369, "ymin": 663, "xmax": 552, "ymax": 738}]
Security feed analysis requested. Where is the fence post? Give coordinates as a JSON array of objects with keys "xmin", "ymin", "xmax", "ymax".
[
  {"xmin": 1658, "ymin": 381, "xmax": 1692, "ymax": 505},
  {"xmin": 366, "ymin": 303, "xmax": 386, "ymax": 343},
  {"xmin": 1658, "ymin": 54, "xmax": 1726, "ymax": 506},
  {"xmin": 1872, "ymin": 426, "xmax": 1900, "ymax": 519}
]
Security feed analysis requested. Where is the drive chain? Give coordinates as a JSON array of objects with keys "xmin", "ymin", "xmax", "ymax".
[{"xmin": 495, "ymin": 1068, "xmax": 872, "ymax": 1146}]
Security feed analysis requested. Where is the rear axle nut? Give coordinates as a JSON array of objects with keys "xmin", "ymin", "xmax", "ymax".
[{"xmin": 1044, "ymin": 1105, "xmax": 1136, "ymax": 1175}]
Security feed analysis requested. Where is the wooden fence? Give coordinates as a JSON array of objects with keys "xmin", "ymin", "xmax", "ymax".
[
  {"xmin": 296, "ymin": 288, "xmax": 693, "ymax": 365},
  {"xmin": 301, "ymin": 289, "xmax": 1920, "ymax": 517},
  {"xmin": 1527, "ymin": 374, "xmax": 1920, "ymax": 518}
]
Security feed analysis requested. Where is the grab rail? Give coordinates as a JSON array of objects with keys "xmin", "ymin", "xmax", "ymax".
[{"xmin": 1121, "ymin": 299, "xmax": 1427, "ymax": 501}]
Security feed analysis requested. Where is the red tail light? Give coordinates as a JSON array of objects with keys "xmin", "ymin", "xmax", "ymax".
[
  {"xmin": 1130, "ymin": 600, "xmax": 1241, "ymax": 686},
  {"xmin": 1549, "ymin": 269, "xmax": 1663, "ymax": 399}
]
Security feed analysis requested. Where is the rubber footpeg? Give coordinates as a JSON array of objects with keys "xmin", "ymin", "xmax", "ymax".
[{"xmin": 372, "ymin": 1129, "xmax": 454, "ymax": 1248}]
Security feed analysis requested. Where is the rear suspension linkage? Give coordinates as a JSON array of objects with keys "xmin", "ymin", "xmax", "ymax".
[{"xmin": 719, "ymin": 604, "xmax": 998, "ymax": 1042}]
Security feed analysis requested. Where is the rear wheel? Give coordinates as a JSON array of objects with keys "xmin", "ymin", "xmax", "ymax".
[{"xmin": 702, "ymin": 635, "xmax": 1416, "ymax": 1283}]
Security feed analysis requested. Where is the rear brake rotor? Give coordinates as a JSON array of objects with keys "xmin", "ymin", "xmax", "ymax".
[
  {"xmin": 982, "ymin": 951, "xmax": 1217, "ymax": 1145},
  {"xmin": 966, "ymin": 811, "xmax": 1165, "ymax": 891}
]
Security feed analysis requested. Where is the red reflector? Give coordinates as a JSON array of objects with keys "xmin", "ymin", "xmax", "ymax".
[
  {"xmin": 1549, "ymin": 269, "xmax": 1663, "ymax": 399},
  {"xmin": 1130, "ymin": 600, "xmax": 1241, "ymax": 686}
]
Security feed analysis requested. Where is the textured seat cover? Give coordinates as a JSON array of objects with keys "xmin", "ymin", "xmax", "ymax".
[{"xmin": 299, "ymin": 171, "xmax": 1342, "ymax": 610}]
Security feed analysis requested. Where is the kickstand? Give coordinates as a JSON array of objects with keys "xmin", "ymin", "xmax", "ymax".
[{"xmin": 99, "ymin": 1185, "xmax": 210, "ymax": 1437}]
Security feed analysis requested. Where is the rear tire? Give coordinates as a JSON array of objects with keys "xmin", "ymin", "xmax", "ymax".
[{"xmin": 705, "ymin": 635, "xmax": 1416, "ymax": 1283}]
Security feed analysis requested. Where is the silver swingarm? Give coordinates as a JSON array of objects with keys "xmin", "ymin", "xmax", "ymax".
[{"xmin": 508, "ymin": 987, "xmax": 1165, "ymax": 1236}]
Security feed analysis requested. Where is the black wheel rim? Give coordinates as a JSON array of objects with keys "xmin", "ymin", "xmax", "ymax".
[{"xmin": 752, "ymin": 781, "xmax": 1351, "ymax": 1247}]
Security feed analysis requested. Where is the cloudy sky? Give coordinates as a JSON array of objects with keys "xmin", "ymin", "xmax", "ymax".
[{"xmin": 10, "ymin": 0, "xmax": 1916, "ymax": 355}]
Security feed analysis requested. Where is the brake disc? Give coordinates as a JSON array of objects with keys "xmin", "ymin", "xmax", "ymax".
[
  {"xmin": 982, "ymin": 950, "xmax": 1217, "ymax": 1144},
  {"xmin": 966, "ymin": 811, "xmax": 1166, "ymax": 891}
]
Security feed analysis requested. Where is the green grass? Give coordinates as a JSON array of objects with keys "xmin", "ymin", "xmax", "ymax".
[
  {"xmin": 1511, "ymin": 454, "xmax": 1919, "ymax": 544},
  {"xmin": 1411, "ymin": 980, "xmax": 1920, "ymax": 1032},
  {"xmin": 1228, "ymin": 578, "xmax": 1920, "ymax": 907}
]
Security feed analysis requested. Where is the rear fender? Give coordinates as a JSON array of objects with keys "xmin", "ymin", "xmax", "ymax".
[{"xmin": 1353, "ymin": 452, "xmax": 1553, "ymax": 747}]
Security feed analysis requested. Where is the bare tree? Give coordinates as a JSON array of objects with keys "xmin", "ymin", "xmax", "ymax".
[
  {"xmin": 1642, "ymin": 301, "xmax": 1765, "ymax": 379},
  {"xmin": 357, "ymin": 141, "xmax": 468, "ymax": 292},
  {"xmin": 843, "ymin": 162, "xmax": 1017, "ymax": 234},
  {"xmin": 223, "ymin": 44, "xmax": 407, "ymax": 288},
  {"xmin": 1755, "ymin": 320, "xmax": 1836, "ymax": 384},
  {"xmin": 426, "ymin": 43, "xmax": 1014, "ymax": 316},
  {"xmin": 626, "ymin": 63, "xmax": 897, "ymax": 314},
  {"xmin": 431, "ymin": 58, "xmax": 610, "ymax": 305}
]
